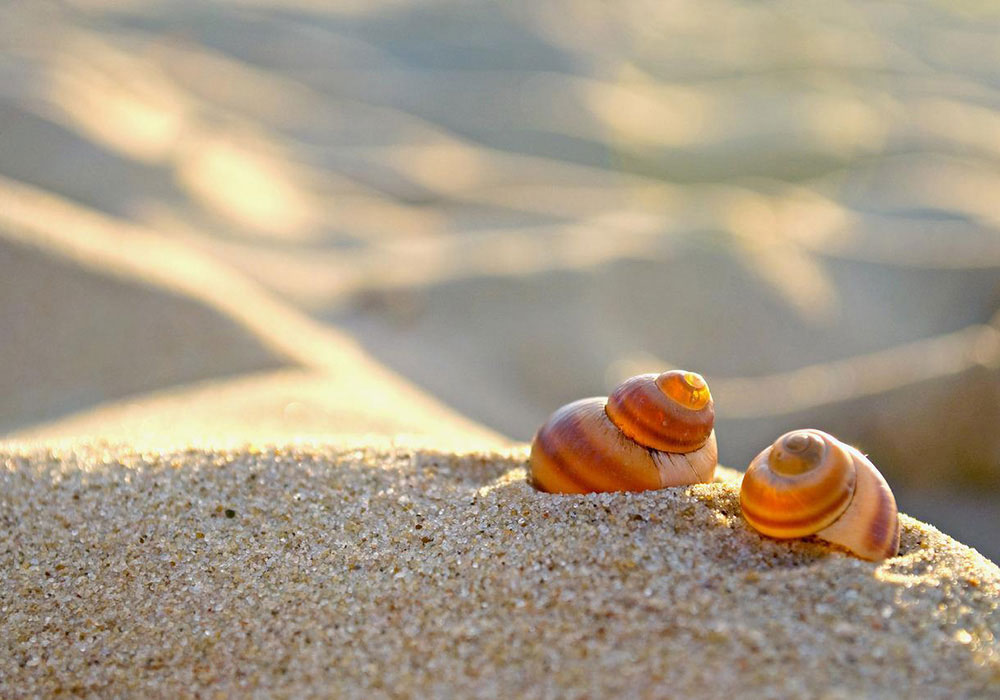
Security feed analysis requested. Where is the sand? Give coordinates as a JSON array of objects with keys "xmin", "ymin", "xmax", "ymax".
[
  {"xmin": 2, "ymin": 0, "xmax": 1000, "ymax": 558},
  {"xmin": 1, "ymin": 2, "xmax": 999, "ymax": 694},
  {"xmin": 2, "ymin": 442, "xmax": 997, "ymax": 698}
]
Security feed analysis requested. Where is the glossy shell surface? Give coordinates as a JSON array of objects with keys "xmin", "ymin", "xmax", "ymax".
[
  {"xmin": 740, "ymin": 429, "xmax": 900, "ymax": 561},
  {"xmin": 528, "ymin": 370, "xmax": 717, "ymax": 494},
  {"xmin": 605, "ymin": 372, "xmax": 714, "ymax": 453}
]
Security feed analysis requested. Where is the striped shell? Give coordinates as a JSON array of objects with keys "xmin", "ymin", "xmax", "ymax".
[
  {"xmin": 740, "ymin": 429, "xmax": 900, "ymax": 561},
  {"xmin": 528, "ymin": 370, "xmax": 717, "ymax": 494}
]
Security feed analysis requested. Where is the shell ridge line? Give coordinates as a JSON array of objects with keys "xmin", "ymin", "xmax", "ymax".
[
  {"xmin": 740, "ymin": 487, "xmax": 853, "ymax": 532},
  {"xmin": 782, "ymin": 434, "xmax": 855, "ymax": 522},
  {"xmin": 605, "ymin": 396, "xmax": 658, "ymax": 455},
  {"xmin": 855, "ymin": 451, "xmax": 899, "ymax": 556},
  {"xmin": 645, "ymin": 444, "xmax": 675, "ymax": 488},
  {"xmin": 864, "ymin": 471, "xmax": 893, "ymax": 552},
  {"xmin": 857, "ymin": 449, "xmax": 899, "ymax": 556},
  {"xmin": 607, "ymin": 381, "xmax": 657, "ymax": 447},
  {"xmin": 587, "ymin": 399, "xmax": 656, "ymax": 491},
  {"xmin": 536, "ymin": 404, "xmax": 598, "ymax": 492},
  {"xmin": 677, "ymin": 449, "xmax": 701, "ymax": 484},
  {"xmin": 530, "ymin": 431, "xmax": 581, "ymax": 493},
  {"xmin": 545, "ymin": 442, "xmax": 593, "ymax": 492},
  {"xmin": 621, "ymin": 413, "xmax": 666, "ymax": 491},
  {"xmin": 636, "ymin": 412, "xmax": 687, "ymax": 485},
  {"xmin": 562, "ymin": 401, "xmax": 617, "ymax": 492}
]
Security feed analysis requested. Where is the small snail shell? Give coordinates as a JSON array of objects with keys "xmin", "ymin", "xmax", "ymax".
[
  {"xmin": 740, "ymin": 429, "xmax": 900, "ymax": 561},
  {"xmin": 528, "ymin": 370, "xmax": 718, "ymax": 494}
]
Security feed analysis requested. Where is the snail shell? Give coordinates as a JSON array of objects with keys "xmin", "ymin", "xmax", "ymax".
[
  {"xmin": 528, "ymin": 370, "xmax": 718, "ymax": 494},
  {"xmin": 740, "ymin": 429, "xmax": 900, "ymax": 561}
]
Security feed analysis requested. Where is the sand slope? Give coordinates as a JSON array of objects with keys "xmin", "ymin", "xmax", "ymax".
[
  {"xmin": 0, "ymin": 177, "xmax": 504, "ymax": 450},
  {"xmin": 0, "ymin": 236, "xmax": 285, "ymax": 434},
  {"xmin": 3, "ymin": 0, "xmax": 1000, "ymax": 560},
  {"xmin": 11, "ymin": 369, "xmax": 507, "ymax": 451},
  {"xmin": 1, "ymin": 444, "xmax": 997, "ymax": 698}
]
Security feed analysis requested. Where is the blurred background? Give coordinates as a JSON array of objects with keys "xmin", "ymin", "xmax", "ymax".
[{"xmin": 1, "ymin": 0, "xmax": 998, "ymax": 558}]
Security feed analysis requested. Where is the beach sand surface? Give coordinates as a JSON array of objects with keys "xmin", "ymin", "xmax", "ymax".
[
  {"xmin": 3, "ymin": 0, "xmax": 1000, "ymax": 558},
  {"xmin": 1, "ymin": 443, "xmax": 997, "ymax": 698},
  {"xmin": 1, "ymin": 3, "xmax": 1000, "ymax": 693}
]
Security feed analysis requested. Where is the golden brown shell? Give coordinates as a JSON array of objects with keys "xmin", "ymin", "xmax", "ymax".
[
  {"xmin": 605, "ymin": 371, "xmax": 714, "ymax": 453},
  {"xmin": 528, "ymin": 370, "xmax": 717, "ymax": 494},
  {"xmin": 740, "ymin": 429, "xmax": 900, "ymax": 561}
]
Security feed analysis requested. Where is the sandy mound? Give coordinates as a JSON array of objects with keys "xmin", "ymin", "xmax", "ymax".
[
  {"xmin": 0, "ymin": 236, "xmax": 284, "ymax": 433},
  {"xmin": 0, "ymin": 178, "xmax": 504, "ymax": 451},
  {"xmin": 3, "ymin": 0, "xmax": 999, "ymax": 559},
  {"xmin": 9, "ymin": 368, "xmax": 506, "ymax": 451},
  {"xmin": 2, "ymin": 444, "xmax": 997, "ymax": 698}
]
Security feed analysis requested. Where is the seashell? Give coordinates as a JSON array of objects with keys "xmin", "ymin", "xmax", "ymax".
[
  {"xmin": 740, "ymin": 429, "xmax": 900, "ymax": 561},
  {"xmin": 528, "ymin": 370, "xmax": 717, "ymax": 494}
]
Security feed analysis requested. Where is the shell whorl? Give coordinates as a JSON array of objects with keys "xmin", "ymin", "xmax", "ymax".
[
  {"xmin": 740, "ymin": 429, "xmax": 857, "ymax": 539},
  {"xmin": 740, "ymin": 429, "xmax": 900, "ymax": 561},
  {"xmin": 528, "ymin": 370, "xmax": 717, "ymax": 494},
  {"xmin": 605, "ymin": 371, "xmax": 714, "ymax": 453}
]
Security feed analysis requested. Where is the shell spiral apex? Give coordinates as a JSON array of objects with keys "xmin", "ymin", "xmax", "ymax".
[
  {"xmin": 528, "ymin": 370, "xmax": 717, "ymax": 494},
  {"xmin": 740, "ymin": 429, "xmax": 900, "ymax": 561}
]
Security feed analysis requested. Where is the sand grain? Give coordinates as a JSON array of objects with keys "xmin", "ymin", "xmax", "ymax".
[{"xmin": 2, "ymin": 443, "xmax": 998, "ymax": 698}]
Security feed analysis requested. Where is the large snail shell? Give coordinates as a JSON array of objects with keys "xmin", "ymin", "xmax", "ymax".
[
  {"xmin": 529, "ymin": 370, "xmax": 718, "ymax": 494},
  {"xmin": 740, "ymin": 429, "xmax": 900, "ymax": 561}
]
